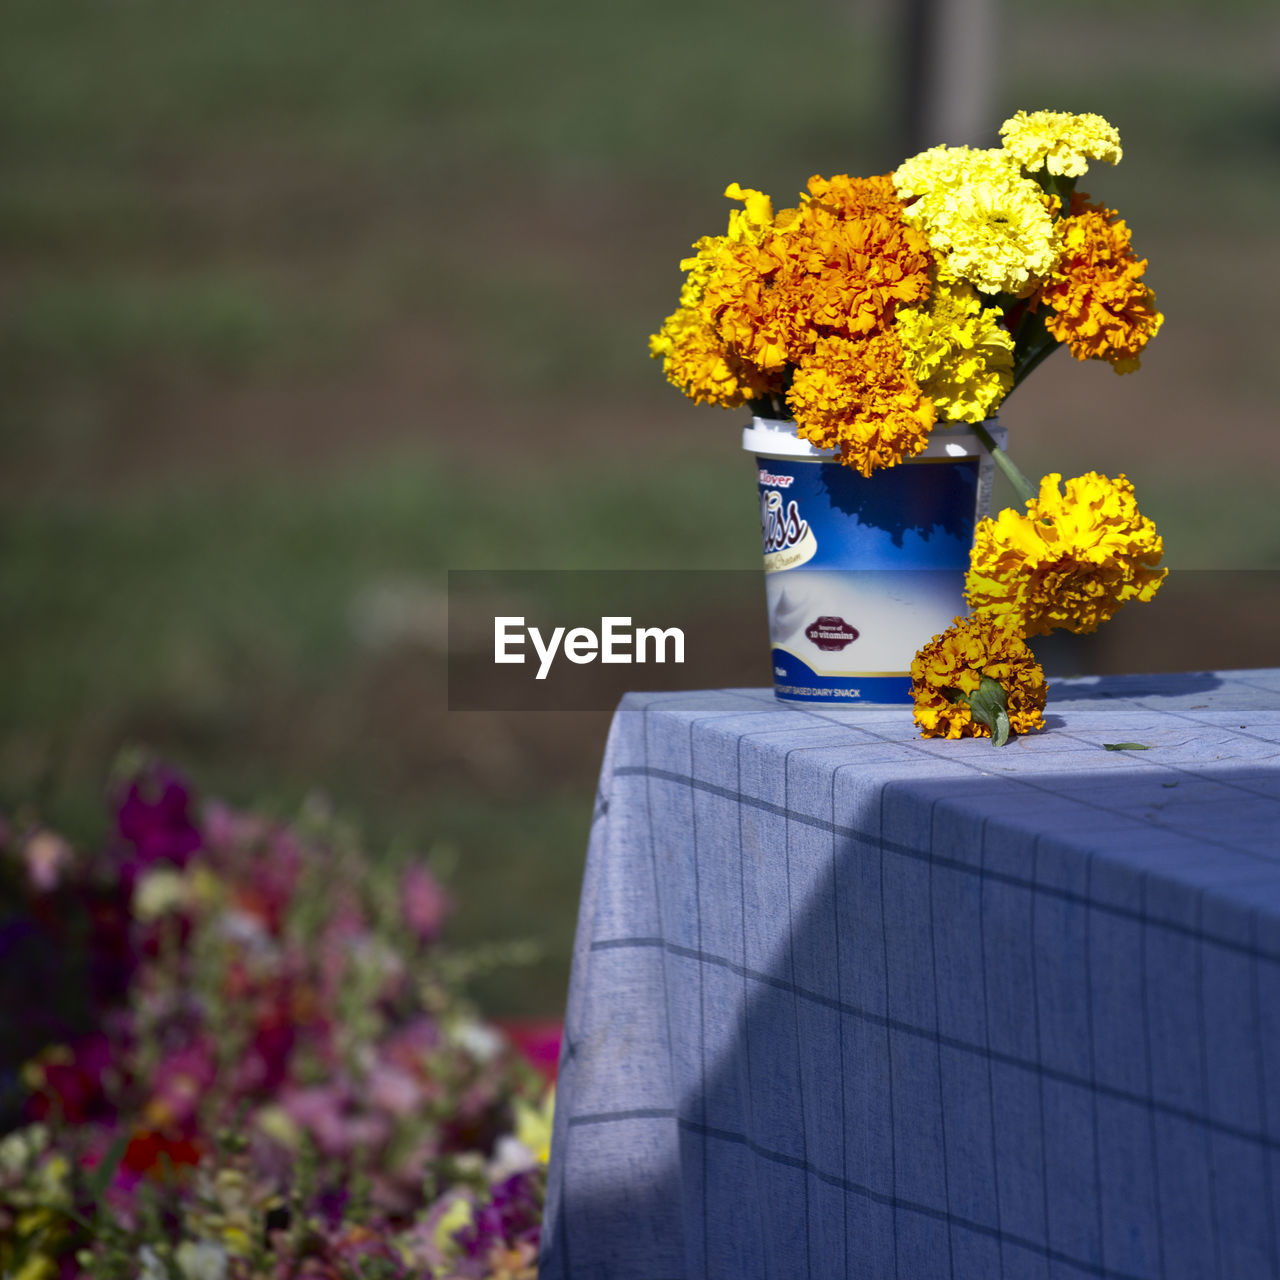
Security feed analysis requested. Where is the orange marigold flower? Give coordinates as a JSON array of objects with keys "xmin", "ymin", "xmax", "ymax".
[
  {"xmin": 911, "ymin": 614, "xmax": 1047, "ymax": 741},
  {"xmin": 1038, "ymin": 194, "xmax": 1162, "ymax": 372},
  {"xmin": 648, "ymin": 304, "xmax": 777, "ymax": 408},
  {"xmin": 785, "ymin": 196, "xmax": 932, "ymax": 334},
  {"xmin": 699, "ymin": 235, "xmax": 799, "ymax": 371},
  {"xmin": 804, "ymin": 172, "xmax": 907, "ymax": 223},
  {"xmin": 966, "ymin": 471, "xmax": 1166, "ymax": 636},
  {"xmin": 698, "ymin": 175, "xmax": 932, "ymax": 373},
  {"xmin": 787, "ymin": 332, "xmax": 935, "ymax": 476}
]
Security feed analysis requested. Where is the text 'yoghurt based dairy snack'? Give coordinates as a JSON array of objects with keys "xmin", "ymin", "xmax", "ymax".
[{"xmin": 744, "ymin": 417, "xmax": 999, "ymax": 703}]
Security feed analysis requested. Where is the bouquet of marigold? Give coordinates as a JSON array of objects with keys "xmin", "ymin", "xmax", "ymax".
[
  {"xmin": 652, "ymin": 110, "xmax": 1168, "ymax": 745},
  {"xmin": 650, "ymin": 109, "xmax": 1161, "ymax": 478}
]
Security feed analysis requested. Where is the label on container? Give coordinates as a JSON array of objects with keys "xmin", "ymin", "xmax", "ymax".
[{"xmin": 755, "ymin": 454, "xmax": 980, "ymax": 703}]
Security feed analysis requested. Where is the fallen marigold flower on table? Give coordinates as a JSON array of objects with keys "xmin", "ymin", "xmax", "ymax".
[
  {"xmin": 966, "ymin": 471, "xmax": 1166, "ymax": 636},
  {"xmin": 911, "ymin": 614, "xmax": 1047, "ymax": 743}
]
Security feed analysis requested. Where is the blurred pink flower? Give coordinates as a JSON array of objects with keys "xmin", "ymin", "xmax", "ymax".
[
  {"xmin": 231, "ymin": 828, "xmax": 303, "ymax": 937},
  {"xmin": 22, "ymin": 829, "xmax": 74, "ymax": 892},
  {"xmin": 233, "ymin": 993, "xmax": 300, "ymax": 1094},
  {"xmin": 495, "ymin": 1018, "xmax": 563, "ymax": 1085},
  {"xmin": 401, "ymin": 862, "xmax": 451, "ymax": 943},
  {"xmin": 280, "ymin": 1083, "xmax": 391, "ymax": 1157},
  {"xmin": 200, "ymin": 799, "xmax": 267, "ymax": 854},
  {"xmin": 367, "ymin": 1061, "xmax": 423, "ymax": 1117},
  {"xmin": 383, "ymin": 1016, "xmax": 440, "ymax": 1079},
  {"xmin": 144, "ymin": 1036, "xmax": 217, "ymax": 1131}
]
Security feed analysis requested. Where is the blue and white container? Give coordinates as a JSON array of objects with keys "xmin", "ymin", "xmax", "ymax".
[{"xmin": 744, "ymin": 416, "xmax": 1002, "ymax": 704}]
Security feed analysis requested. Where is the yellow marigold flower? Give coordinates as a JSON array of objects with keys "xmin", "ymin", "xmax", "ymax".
[
  {"xmin": 896, "ymin": 276, "xmax": 1013, "ymax": 423},
  {"xmin": 893, "ymin": 145, "xmax": 1059, "ymax": 296},
  {"xmin": 787, "ymin": 332, "xmax": 934, "ymax": 476},
  {"xmin": 966, "ymin": 471, "xmax": 1166, "ymax": 636},
  {"xmin": 1000, "ymin": 109, "xmax": 1123, "ymax": 178},
  {"xmin": 1038, "ymin": 195, "xmax": 1162, "ymax": 372},
  {"xmin": 893, "ymin": 144, "xmax": 1009, "ymax": 201},
  {"xmin": 677, "ymin": 235, "xmax": 723, "ymax": 310},
  {"xmin": 648, "ymin": 304, "xmax": 776, "ymax": 408},
  {"xmin": 911, "ymin": 614, "xmax": 1046, "ymax": 741},
  {"xmin": 655, "ymin": 185, "xmax": 793, "ymax": 381}
]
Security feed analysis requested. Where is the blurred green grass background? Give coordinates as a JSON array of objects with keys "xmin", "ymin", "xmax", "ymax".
[{"xmin": 3, "ymin": 0, "xmax": 1278, "ymax": 1015}]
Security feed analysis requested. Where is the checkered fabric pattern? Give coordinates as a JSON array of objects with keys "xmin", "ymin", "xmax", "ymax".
[{"xmin": 540, "ymin": 671, "xmax": 1280, "ymax": 1280}]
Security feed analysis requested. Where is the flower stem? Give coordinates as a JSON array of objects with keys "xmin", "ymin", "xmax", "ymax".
[
  {"xmin": 971, "ymin": 420, "xmax": 1038, "ymax": 508},
  {"xmin": 1013, "ymin": 333, "xmax": 1060, "ymax": 385},
  {"xmin": 749, "ymin": 391, "xmax": 790, "ymax": 421},
  {"xmin": 1009, "ymin": 305, "xmax": 1061, "ymax": 387}
]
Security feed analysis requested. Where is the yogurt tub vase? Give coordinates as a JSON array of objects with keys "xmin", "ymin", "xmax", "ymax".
[{"xmin": 744, "ymin": 416, "xmax": 1004, "ymax": 704}]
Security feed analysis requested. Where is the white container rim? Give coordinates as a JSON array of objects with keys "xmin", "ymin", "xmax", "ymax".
[{"xmin": 742, "ymin": 415, "xmax": 1006, "ymax": 462}]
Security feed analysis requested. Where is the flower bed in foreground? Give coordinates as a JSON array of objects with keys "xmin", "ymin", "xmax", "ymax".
[{"xmin": 0, "ymin": 763, "xmax": 552, "ymax": 1279}]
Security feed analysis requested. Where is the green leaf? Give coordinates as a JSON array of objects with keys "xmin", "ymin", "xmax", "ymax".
[
  {"xmin": 86, "ymin": 1131, "xmax": 129, "ymax": 1206},
  {"xmin": 1102, "ymin": 742, "xmax": 1151, "ymax": 751},
  {"xmin": 946, "ymin": 675, "xmax": 1012, "ymax": 748}
]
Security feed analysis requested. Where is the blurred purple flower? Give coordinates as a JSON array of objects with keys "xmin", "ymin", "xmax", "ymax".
[
  {"xmin": 115, "ymin": 765, "xmax": 201, "ymax": 883},
  {"xmin": 0, "ymin": 913, "xmax": 37, "ymax": 962},
  {"xmin": 313, "ymin": 1183, "xmax": 351, "ymax": 1230},
  {"xmin": 454, "ymin": 1168, "xmax": 544, "ymax": 1260}
]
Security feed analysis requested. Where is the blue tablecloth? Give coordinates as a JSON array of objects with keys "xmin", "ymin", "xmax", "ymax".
[{"xmin": 540, "ymin": 671, "xmax": 1280, "ymax": 1280}]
